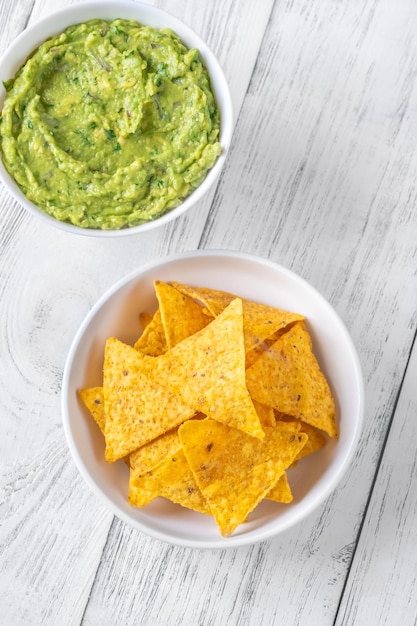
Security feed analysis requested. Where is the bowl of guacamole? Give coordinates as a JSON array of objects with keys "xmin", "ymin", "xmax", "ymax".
[{"xmin": 0, "ymin": 1, "xmax": 233, "ymax": 235}]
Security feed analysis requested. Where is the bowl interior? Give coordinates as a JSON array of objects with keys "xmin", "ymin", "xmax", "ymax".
[
  {"xmin": 0, "ymin": 0, "xmax": 233, "ymax": 237},
  {"xmin": 62, "ymin": 250, "xmax": 364, "ymax": 549}
]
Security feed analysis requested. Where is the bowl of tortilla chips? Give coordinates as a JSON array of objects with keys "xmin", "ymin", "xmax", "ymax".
[{"xmin": 62, "ymin": 249, "xmax": 364, "ymax": 548}]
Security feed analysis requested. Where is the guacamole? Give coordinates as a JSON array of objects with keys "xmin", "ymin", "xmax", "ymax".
[{"xmin": 0, "ymin": 19, "xmax": 221, "ymax": 229}]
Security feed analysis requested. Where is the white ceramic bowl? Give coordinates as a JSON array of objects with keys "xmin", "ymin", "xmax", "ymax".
[
  {"xmin": 61, "ymin": 250, "xmax": 364, "ymax": 549},
  {"xmin": 0, "ymin": 1, "xmax": 233, "ymax": 237}
]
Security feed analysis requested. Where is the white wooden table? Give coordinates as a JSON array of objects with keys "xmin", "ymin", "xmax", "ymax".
[{"xmin": 1, "ymin": 0, "xmax": 417, "ymax": 624}]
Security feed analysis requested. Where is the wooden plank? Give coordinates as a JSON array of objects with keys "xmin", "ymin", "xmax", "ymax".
[
  {"xmin": 335, "ymin": 334, "xmax": 417, "ymax": 625},
  {"xmin": 0, "ymin": 211, "xmax": 115, "ymax": 624},
  {"xmin": 0, "ymin": 0, "xmax": 35, "ymax": 49},
  {"xmin": 0, "ymin": 441, "xmax": 113, "ymax": 625}
]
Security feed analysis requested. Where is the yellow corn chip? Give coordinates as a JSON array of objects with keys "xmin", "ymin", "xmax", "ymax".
[
  {"xmin": 245, "ymin": 341, "xmax": 270, "ymax": 369},
  {"xmin": 246, "ymin": 322, "xmax": 338, "ymax": 438},
  {"xmin": 80, "ymin": 385, "xmax": 186, "ymax": 472},
  {"xmin": 154, "ymin": 280, "xmax": 213, "ymax": 349},
  {"xmin": 103, "ymin": 337, "xmax": 196, "ymax": 462},
  {"xmin": 129, "ymin": 427, "xmax": 182, "ymax": 473},
  {"xmin": 128, "ymin": 414, "xmax": 206, "ymax": 472},
  {"xmin": 139, "ymin": 311, "xmax": 154, "ymax": 329},
  {"xmin": 155, "ymin": 298, "xmax": 264, "ymax": 439},
  {"xmin": 298, "ymin": 422, "xmax": 327, "ymax": 457},
  {"xmin": 134, "ymin": 308, "xmax": 167, "ymax": 356},
  {"xmin": 79, "ymin": 386, "xmax": 105, "ymax": 433},
  {"xmin": 179, "ymin": 419, "xmax": 307, "ymax": 536},
  {"xmin": 266, "ymin": 472, "xmax": 293, "ymax": 503},
  {"xmin": 129, "ymin": 449, "xmax": 210, "ymax": 514},
  {"xmin": 253, "ymin": 400, "xmax": 276, "ymax": 428},
  {"xmin": 169, "ymin": 283, "xmax": 236, "ymax": 316},
  {"xmin": 275, "ymin": 417, "xmax": 328, "ymax": 463},
  {"xmin": 245, "ymin": 325, "xmax": 300, "ymax": 368},
  {"xmin": 170, "ymin": 282, "xmax": 304, "ymax": 356}
]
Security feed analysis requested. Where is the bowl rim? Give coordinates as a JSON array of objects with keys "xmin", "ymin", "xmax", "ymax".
[
  {"xmin": 0, "ymin": 0, "xmax": 233, "ymax": 237},
  {"xmin": 61, "ymin": 249, "xmax": 365, "ymax": 549}
]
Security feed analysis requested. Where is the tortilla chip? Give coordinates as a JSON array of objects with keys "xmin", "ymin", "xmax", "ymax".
[
  {"xmin": 245, "ymin": 342, "xmax": 270, "ymax": 369},
  {"xmin": 253, "ymin": 400, "xmax": 276, "ymax": 428},
  {"xmin": 134, "ymin": 308, "xmax": 167, "ymax": 356},
  {"xmin": 245, "ymin": 326, "xmax": 300, "ymax": 368},
  {"xmin": 240, "ymin": 302, "xmax": 304, "ymax": 358},
  {"xmin": 179, "ymin": 419, "xmax": 307, "ymax": 536},
  {"xmin": 139, "ymin": 311, "xmax": 154, "ymax": 329},
  {"xmin": 169, "ymin": 283, "xmax": 236, "ymax": 316},
  {"xmin": 297, "ymin": 424, "xmax": 327, "ymax": 461},
  {"xmin": 79, "ymin": 386, "xmax": 105, "ymax": 433},
  {"xmin": 103, "ymin": 337, "xmax": 196, "ymax": 462},
  {"xmin": 129, "ymin": 427, "xmax": 182, "ymax": 473},
  {"xmin": 266, "ymin": 472, "xmax": 293, "ymax": 503},
  {"xmin": 155, "ymin": 298, "xmax": 264, "ymax": 439},
  {"xmin": 154, "ymin": 280, "xmax": 213, "ymax": 349},
  {"xmin": 129, "ymin": 449, "xmax": 210, "ymax": 514},
  {"xmin": 246, "ymin": 322, "xmax": 338, "ymax": 438},
  {"xmin": 170, "ymin": 282, "xmax": 304, "ymax": 356},
  {"xmin": 128, "ymin": 413, "xmax": 206, "ymax": 472},
  {"xmin": 275, "ymin": 417, "xmax": 328, "ymax": 462},
  {"xmin": 79, "ymin": 386, "xmax": 188, "ymax": 472}
]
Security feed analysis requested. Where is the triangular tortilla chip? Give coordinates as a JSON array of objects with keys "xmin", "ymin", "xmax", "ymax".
[
  {"xmin": 266, "ymin": 472, "xmax": 293, "ymax": 503},
  {"xmin": 154, "ymin": 280, "xmax": 213, "ymax": 349},
  {"xmin": 179, "ymin": 419, "xmax": 307, "ymax": 536},
  {"xmin": 79, "ymin": 386, "xmax": 105, "ymax": 433},
  {"xmin": 79, "ymin": 385, "xmax": 187, "ymax": 471},
  {"xmin": 103, "ymin": 337, "xmax": 196, "ymax": 462},
  {"xmin": 170, "ymin": 282, "xmax": 304, "ymax": 358},
  {"xmin": 129, "ymin": 427, "xmax": 182, "ymax": 473},
  {"xmin": 246, "ymin": 322, "xmax": 338, "ymax": 438},
  {"xmin": 139, "ymin": 311, "xmax": 154, "ymax": 329},
  {"xmin": 245, "ymin": 326, "xmax": 300, "ymax": 368},
  {"xmin": 134, "ymin": 308, "xmax": 167, "ymax": 356},
  {"xmin": 128, "ymin": 414, "xmax": 205, "ymax": 472},
  {"xmin": 275, "ymin": 416, "xmax": 328, "ymax": 463},
  {"xmin": 253, "ymin": 400, "xmax": 276, "ymax": 428},
  {"xmin": 155, "ymin": 298, "xmax": 264, "ymax": 439},
  {"xmin": 295, "ymin": 422, "xmax": 327, "ymax": 460},
  {"xmin": 169, "ymin": 283, "xmax": 236, "ymax": 316},
  {"xmin": 129, "ymin": 449, "xmax": 210, "ymax": 514}
]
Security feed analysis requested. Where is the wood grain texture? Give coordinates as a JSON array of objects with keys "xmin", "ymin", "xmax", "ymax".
[
  {"xmin": 0, "ymin": 215, "xmax": 115, "ymax": 625},
  {"xmin": 336, "ymin": 335, "xmax": 417, "ymax": 626},
  {"xmin": 0, "ymin": 0, "xmax": 417, "ymax": 624}
]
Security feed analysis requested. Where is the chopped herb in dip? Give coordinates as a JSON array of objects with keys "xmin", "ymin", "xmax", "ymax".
[{"xmin": 0, "ymin": 19, "xmax": 221, "ymax": 229}]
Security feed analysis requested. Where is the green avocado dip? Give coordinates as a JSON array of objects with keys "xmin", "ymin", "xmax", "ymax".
[{"xmin": 0, "ymin": 18, "xmax": 221, "ymax": 229}]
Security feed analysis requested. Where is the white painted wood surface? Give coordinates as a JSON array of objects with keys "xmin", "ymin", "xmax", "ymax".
[{"xmin": 1, "ymin": 0, "xmax": 416, "ymax": 624}]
